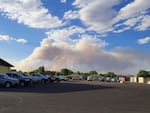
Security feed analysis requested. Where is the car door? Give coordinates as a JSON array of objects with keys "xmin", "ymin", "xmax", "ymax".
[
  {"xmin": 0, "ymin": 75, "xmax": 5, "ymax": 84},
  {"xmin": 12, "ymin": 74, "xmax": 19, "ymax": 79}
]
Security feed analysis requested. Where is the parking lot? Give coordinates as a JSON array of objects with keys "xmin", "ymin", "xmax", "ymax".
[{"xmin": 0, "ymin": 81, "xmax": 150, "ymax": 113}]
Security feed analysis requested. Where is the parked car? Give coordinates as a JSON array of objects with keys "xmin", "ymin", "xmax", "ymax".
[
  {"xmin": 105, "ymin": 77, "xmax": 112, "ymax": 82},
  {"xmin": 21, "ymin": 73, "xmax": 40, "ymax": 84},
  {"xmin": 0, "ymin": 73, "xmax": 19, "ymax": 88},
  {"xmin": 111, "ymin": 77, "xmax": 119, "ymax": 82},
  {"xmin": 6, "ymin": 72, "xmax": 31, "ymax": 87},
  {"xmin": 98, "ymin": 77, "xmax": 105, "ymax": 82},
  {"xmin": 46, "ymin": 75, "xmax": 60, "ymax": 83},
  {"xmin": 31, "ymin": 74, "xmax": 49, "ymax": 83},
  {"xmin": 87, "ymin": 76, "xmax": 93, "ymax": 81},
  {"xmin": 58, "ymin": 76, "xmax": 68, "ymax": 81}
]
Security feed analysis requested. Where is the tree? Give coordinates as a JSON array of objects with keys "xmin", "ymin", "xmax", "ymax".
[
  {"xmin": 45, "ymin": 71, "xmax": 55, "ymax": 75},
  {"xmin": 38, "ymin": 66, "xmax": 45, "ymax": 74},
  {"xmin": 137, "ymin": 70, "xmax": 150, "ymax": 77},
  {"xmin": 76, "ymin": 71, "xmax": 82, "ymax": 75},
  {"xmin": 105, "ymin": 72, "xmax": 116, "ymax": 77},
  {"xmin": 82, "ymin": 73, "xmax": 90, "ymax": 79},
  {"xmin": 99, "ymin": 73, "xmax": 105, "ymax": 77},
  {"xmin": 60, "ymin": 68, "xmax": 73, "ymax": 76},
  {"xmin": 89, "ymin": 70, "xmax": 98, "ymax": 75},
  {"xmin": 55, "ymin": 72, "xmax": 61, "ymax": 76}
]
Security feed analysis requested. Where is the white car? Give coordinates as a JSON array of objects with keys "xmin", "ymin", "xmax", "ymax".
[
  {"xmin": 87, "ymin": 76, "xmax": 93, "ymax": 81},
  {"xmin": 31, "ymin": 74, "xmax": 49, "ymax": 83},
  {"xmin": 58, "ymin": 76, "xmax": 68, "ymax": 81}
]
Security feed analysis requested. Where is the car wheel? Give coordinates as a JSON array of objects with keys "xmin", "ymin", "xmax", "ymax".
[
  {"xmin": 30, "ymin": 80, "xmax": 33, "ymax": 84},
  {"xmin": 20, "ymin": 81, "xmax": 25, "ymax": 87},
  {"xmin": 55, "ymin": 79, "xmax": 60, "ymax": 83},
  {"xmin": 5, "ymin": 82, "xmax": 12, "ymax": 88},
  {"xmin": 41, "ymin": 79, "xmax": 45, "ymax": 83}
]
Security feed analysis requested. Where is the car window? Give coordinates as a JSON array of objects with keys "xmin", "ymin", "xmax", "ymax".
[
  {"xmin": 0, "ymin": 74, "xmax": 8, "ymax": 79},
  {"xmin": 12, "ymin": 74, "xmax": 19, "ymax": 78},
  {"xmin": 0, "ymin": 75, "xmax": 3, "ymax": 78},
  {"xmin": 6, "ymin": 73, "xmax": 11, "ymax": 76}
]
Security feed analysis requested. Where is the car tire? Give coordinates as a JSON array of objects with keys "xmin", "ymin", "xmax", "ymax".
[
  {"xmin": 5, "ymin": 82, "xmax": 12, "ymax": 88},
  {"xmin": 20, "ymin": 81, "xmax": 25, "ymax": 87},
  {"xmin": 41, "ymin": 79, "xmax": 45, "ymax": 83},
  {"xmin": 55, "ymin": 79, "xmax": 60, "ymax": 83},
  {"xmin": 30, "ymin": 80, "xmax": 33, "ymax": 85}
]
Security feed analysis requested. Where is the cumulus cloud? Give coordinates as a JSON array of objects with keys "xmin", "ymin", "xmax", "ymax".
[
  {"xmin": 16, "ymin": 26, "xmax": 109, "ymax": 72},
  {"xmin": 73, "ymin": 0, "xmax": 120, "ymax": 33},
  {"xmin": 115, "ymin": 0, "xmax": 150, "ymax": 21},
  {"xmin": 16, "ymin": 26, "xmax": 150, "ymax": 74},
  {"xmin": 0, "ymin": 34, "xmax": 27, "ymax": 44},
  {"xmin": 10, "ymin": 0, "xmax": 150, "ymax": 74},
  {"xmin": 0, "ymin": 0, "xmax": 63, "ymax": 29},
  {"xmin": 111, "ymin": 47, "xmax": 150, "ymax": 74},
  {"xmin": 15, "ymin": 38, "xmax": 28, "ymax": 44},
  {"xmin": 113, "ymin": 0, "xmax": 150, "ymax": 32},
  {"xmin": 60, "ymin": 0, "xmax": 67, "ymax": 3},
  {"xmin": 1, "ymin": 0, "xmax": 150, "ymax": 33},
  {"xmin": 72, "ymin": 0, "xmax": 150, "ymax": 34},
  {"xmin": 135, "ymin": 15, "xmax": 150, "ymax": 31},
  {"xmin": 0, "ymin": 34, "xmax": 13, "ymax": 41},
  {"xmin": 137, "ymin": 37, "xmax": 150, "ymax": 44},
  {"xmin": 17, "ymin": 35, "xmax": 150, "ymax": 74},
  {"xmin": 64, "ymin": 10, "xmax": 79, "ymax": 20}
]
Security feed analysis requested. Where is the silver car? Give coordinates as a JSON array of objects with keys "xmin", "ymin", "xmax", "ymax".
[{"xmin": 0, "ymin": 73, "xmax": 19, "ymax": 88}]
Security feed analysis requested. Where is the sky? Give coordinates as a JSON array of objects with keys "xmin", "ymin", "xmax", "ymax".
[{"xmin": 0, "ymin": 0, "xmax": 150, "ymax": 75}]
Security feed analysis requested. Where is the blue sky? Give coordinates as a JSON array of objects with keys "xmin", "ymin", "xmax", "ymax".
[{"xmin": 0, "ymin": 0, "xmax": 150, "ymax": 74}]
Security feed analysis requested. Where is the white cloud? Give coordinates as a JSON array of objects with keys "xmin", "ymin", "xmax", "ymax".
[
  {"xmin": 137, "ymin": 37, "xmax": 150, "ymax": 44},
  {"xmin": 135, "ymin": 15, "xmax": 150, "ymax": 31},
  {"xmin": 4, "ymin": 0, "xmax": 150, "ymax": 74},
  {"xmin": 1, "ymin": 0, "xmax": 150, "ymax": 33},
  {"xmin": 16, "ymin": 27, "xmax": 110, "ymax": 72},
  {"xmin": 113, "ymin": 0, "xmax": 150, "ymax": 32},
  {"xmin": 0, "ymin": 34, "xmax": 13, "ymax": 41},
  {"xmin": 15, "ymin": 38, "xmax": 28, "ymax": 44},
  {"xmin": 0, "ymin": 0, "xmax": 63, "ymax": 29},
  {"xmin": 0, "ymin": 34, "xmax": 27, "ymax": 44},
  {"xmin": 16, "ymin": 27, "xmax": 150, "ymax": 74},
  {"xmin": 72, "ymin": 0, "xmax": 150, "ymax": 34},
  {"xmin": 60, "ymin": 0, "xmax": 67, "ymax": 3},
  {"xmin": 46, "ymin": 26, "xmax": 108, "ymax": 49},
  {"xmin": 17, "ymin": 33, "xmax": 150, "ymax": 74},
  {"xmin": 73, "ymin": 0, "xmax": 120, "ymax": 33},
  {"xmin": 73, "ymin": 0, "xmax": 92, "ymax": 8},
  {"xmin": 113, "ymin": 26, "xmax": 130, "ymax": 33},
  {"xmin": 64, "ymin": 10, "xmax": 79, "ymax": 20},
  {"xmin": 124, "ymin": 16, "xmax": 142, "ymax": 27},
  {"xmin": 115, "ymin": 0, "xmax": 150, "ymax": 21}
]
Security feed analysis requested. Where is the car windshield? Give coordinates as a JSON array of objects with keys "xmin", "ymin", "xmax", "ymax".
[
  {"xmin": 19, "ymin": 73, "xmax": 26, "ymax": 78},
  {"xmin": 0, "ymin": 74, "xmax": 9, "ymax": 79},
  {"xmin": 21, "ymin": 73, "xmax": 28, "ymax": 76},
  {"xmin": 12, "ymin": 73, "xmax": 24, "ymax": 78}
]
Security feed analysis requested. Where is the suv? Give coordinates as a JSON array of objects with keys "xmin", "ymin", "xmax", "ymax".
[
  {"xmin": 46, "ymin": 75, "xmax": 61, "ymax": 83},
  {"xmin": 21, "ymin": 73, "xmax": 40, "ymax": 84},
  {"xmin": 58, "ymin": 76, "xmax": 68, "ymax": 81},
  {"xmin": 6, "ymin": 72, "xmax": 31, "ymax": 87},
  {"xmin": 0, "ymin": 73, "xmax": 19, "ymax": 88},
  {"xmin": 32, "ymin": 74, "xmax": 49, "ymax": 83}
]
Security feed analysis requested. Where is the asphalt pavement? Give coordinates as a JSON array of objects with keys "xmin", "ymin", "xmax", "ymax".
[{"xmin": 0, "ymin": 81, "xmax": 150, "ymax": 113}]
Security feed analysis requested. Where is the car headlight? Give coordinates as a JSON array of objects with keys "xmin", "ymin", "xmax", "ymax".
[{"xmin": 25, "ymin": 79, "xmax": 30, "ymax": 81}]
